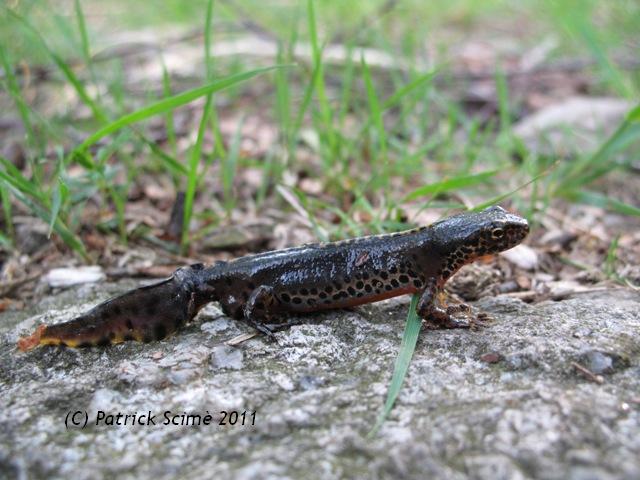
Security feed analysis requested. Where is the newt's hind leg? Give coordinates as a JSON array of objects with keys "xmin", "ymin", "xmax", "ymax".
[
  {"xmin": 417, "ymin": 278, "xmax": 473, "ymax": 330},
  {"xmin": 243, "ymin": 286, "xmax": 311, "ymax": 337},
  {"xmin": 243, "ymin": 285, "xmax": 281, "ymax": 338}
]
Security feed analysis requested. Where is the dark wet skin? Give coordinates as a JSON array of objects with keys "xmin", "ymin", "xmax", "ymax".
[{"xmin": 18, "ymin": 206, "xmax": 529, "ymax": 350}]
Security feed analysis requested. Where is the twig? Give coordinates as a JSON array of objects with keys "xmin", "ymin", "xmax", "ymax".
[
  {"xmin": 571, "ymin": 361, "xmax": 604, "ymax": 384},
  {"xmin": 225, "ymin": 332, "xmax": 256, "ymax": 345}
]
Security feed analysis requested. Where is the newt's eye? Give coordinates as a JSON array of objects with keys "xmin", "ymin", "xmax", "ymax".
[{"xmin": 491, "ymin": 228, "xmax": 504, "ymax": 239}]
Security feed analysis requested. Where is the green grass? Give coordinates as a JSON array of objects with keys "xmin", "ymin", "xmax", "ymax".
[
  {"xmin": 369, "ymin": 292, "xmax": 423, "ymax": 438},
  {"xmin": 1, "ymin": 0, "xmax": 639, "ymax": 430}
]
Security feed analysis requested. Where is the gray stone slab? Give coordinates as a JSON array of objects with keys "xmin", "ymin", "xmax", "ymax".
[{"xmin": 1, "ymin": 283, "xmax": 639, "ymax": 480}]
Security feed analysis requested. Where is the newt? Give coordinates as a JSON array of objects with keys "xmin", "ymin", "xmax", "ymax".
[{"xmin": 17, "ymin": 206, "xmax": 528, "ymax": 351}]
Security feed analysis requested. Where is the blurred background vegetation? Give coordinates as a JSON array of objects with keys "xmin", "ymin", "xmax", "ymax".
[{"xmin": 0, "ymin": 0, "xmax": 638, "ymax": 266}]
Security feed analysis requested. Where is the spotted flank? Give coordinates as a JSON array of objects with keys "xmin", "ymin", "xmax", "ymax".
[{"xmin": 17, "ymin": 205, "xmax": 529, "ymax": 350}]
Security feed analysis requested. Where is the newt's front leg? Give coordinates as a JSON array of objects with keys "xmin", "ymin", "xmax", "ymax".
[{"xmin": 417, "ymin": 278, "xmax": 473, "ymax": 329}]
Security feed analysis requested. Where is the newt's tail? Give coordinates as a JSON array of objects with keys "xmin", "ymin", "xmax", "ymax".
[{"xmin": 17, "ymin": 265, "xmax": 213, "ymax": 351}]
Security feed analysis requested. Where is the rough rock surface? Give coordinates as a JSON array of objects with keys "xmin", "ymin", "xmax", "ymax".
[{"xmin": 1, "ymin": 281, "xmax": 639, "ymax": 480}]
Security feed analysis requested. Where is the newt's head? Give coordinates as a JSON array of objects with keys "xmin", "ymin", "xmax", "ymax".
[{"xmin": 430, "ymin": 206, "xmax": 529, "ymax": 272}]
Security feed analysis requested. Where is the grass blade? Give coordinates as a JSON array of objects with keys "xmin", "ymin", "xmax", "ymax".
[
  {"xmin": 292, "ymin": 46, "xmax": 324, "ymax": 139},
  {"xmin": 604, "ymin": 234, "xmax": 620, "ymax": 279},
  {"xmin": 0, "ymin": 180, "xmax": 13, "ymax": 241},
  {"xmin": 567, "ymin": 190, "xmax": 640, "ymax": 217},
  {"xmin": 9, "ymin": 10, "xmax": 108, "ymax": 124},
  {"xmin": 369, "ymin": 293, "xmax": 422, "ymax": 437},
  {"xmin": 52, "ymin": 49, "xmax": 108, "ymax": 123},
  {"xmin": 471, "ymin": 162, "xmax": 557, "ymax": 212},
  {"xmin": 48, "ymin": 180, "xmax": 64, "ymax": 237},
  {"xmin": 0, "ymin": 154, "xmax": 88, "ymax": 257},
  {"xmin": 161, "ymin": 61, "xmax": 178, "ymax": 159},
  {"xmin": 275, "ymin": 43, "xmax": 292, "ymax": 144},
  {"xmin": 74, "ymin": 65, "xmax": 289, "ymax": 155},
  {"xmin": 181, "ymin": 95, "xmax": 214, "ymax": 251},
  {"xmin": 222, "ymin": 117, "xmax": 243, "ymax": 216},
  {"xmin": 404, "ymin": 169, "xmax": 501, "ymax": 201},
  {"xmin": 307, "ymin": 0, "xmax": 336, "ymax": 158},
  {"xmin": 276, "ymin": 186, "xmax": 329, "ymax": 242},
  {"xmin": 338, "ymin": 43, "xmax": 356, "ymax": 126},
  {"xmin": 203, "ymin": 0, "xmax": 226, "ymax": 158},
  {"xmin": 0, "ymin": 157, "xmax": 46, "ymax": 202},
  {"xmin": 204, "ymin": 0, "xmax": 215, "ymax": 78},
  {"xmin": 362, "ymin": 57, "xmax": 387, "ymax": 173},
  {"xmin": 382, "ymin": 69, "xmax": 438, "ymax": 111},
  {"xmin": 342, "ymin": 68, "xmax": 438, "ymax": 162},
  {"xmin": 0, "ymin": 232, "xmax": 11, "ymax": 249},
  {"xmin": 0, "ymin": 170, "xmax": 88, "ymax": 260},
  {"xmin": 147, "ymin": 136, "xmax": 188, "ymax": 176},
  {"xmin": 74, "ymin": 0, "xmax": 91, "ymax": 61},
  {"xmin": 495, "ymin": 66, "xmax": 511, "ymax": 134},
  {"xmin": 0, "ymin": 44, "xmax": 36, "ymax": 148},
  {"xmin": 560, "ymin": 103, "xmax": 640, "ymax": 191},
  {"xmin": 575, "ymin": 18, "xmax": 630, "ymax": 97}
]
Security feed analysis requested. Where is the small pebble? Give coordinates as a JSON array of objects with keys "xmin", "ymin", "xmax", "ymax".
[
  {"xmin": 44, "ymin": 266, "xmax": 106, "ymax": 288},
  {"xmin": 501, "ymin": 244, "xmax": 539, "ymax": 270},
  {"xmin": 480, "ymin": 352, "xmax": 502, "ymax": 364},
  {"xmin": 210, "ymin": 345, "xmax": 244, "ymax": 370}
]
